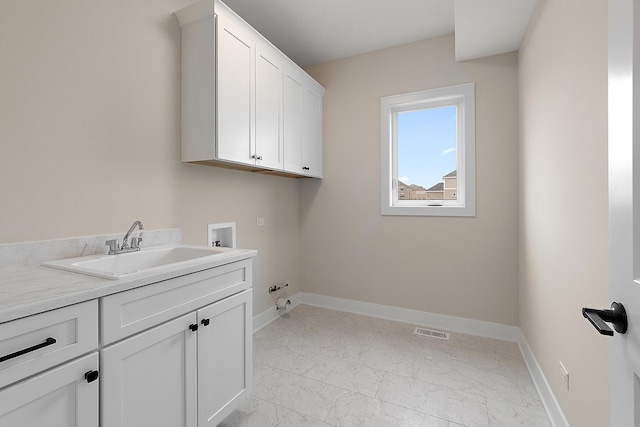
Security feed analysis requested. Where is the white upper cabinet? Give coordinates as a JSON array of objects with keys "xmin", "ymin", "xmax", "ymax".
[
  {"xmin": 175, "ymin": 0, "xmax": 324, "ymax": 178},
  {"xmin": 217, "ymin": 9, "xmax": 255, "ymax": 166},
  {"xmin": 283, "ymin": 69, "xmax": 304, "ymax": 174},
  {"xmin": 303, "ymin": 85, "xmax": 323, "ymax": 177},
  {"xmin": 255, "ymin": 44, "xmax": 284, "ymax": 170},
  {"xmin": 283, "ymin": 67, "xmax": 323, "ymax": 177}
]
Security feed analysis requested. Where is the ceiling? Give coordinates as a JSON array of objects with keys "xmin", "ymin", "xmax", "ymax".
[{"xmin": 222, "ymin": 0, "xmax": 537, "ymax": 67}]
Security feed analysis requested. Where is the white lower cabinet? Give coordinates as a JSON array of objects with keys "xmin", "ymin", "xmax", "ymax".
[
  {"xmin": 101, "ymin": 281, "xmax": 253, "ymax": 427},
  {"xmin": 0, "ymin": 258, "xmax": 254, "ymax": 427},
  {"xmin": 0, "ymin": 352, "xmax": 99, "ymax": 427},
  {"xmin": 197, "ymin": 290, "xmax": 252, "ymax": 427},
  {"xmin": 101, "ymin": 312, "xmax": 198, "ymax": 427}
]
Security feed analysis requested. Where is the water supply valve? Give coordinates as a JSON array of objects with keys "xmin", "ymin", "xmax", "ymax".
[{"xmin": 268, "ymin": 283, "xmax": 289, "ymax": 293}]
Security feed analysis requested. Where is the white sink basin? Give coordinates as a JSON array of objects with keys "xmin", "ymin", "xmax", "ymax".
[{"xmin": 43, "ymin": 245, "xmax": 237, "ymax": 280}]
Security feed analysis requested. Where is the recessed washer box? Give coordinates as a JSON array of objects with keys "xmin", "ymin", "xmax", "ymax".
[{"xmin": 207, "ymin": 222, "xmax": 236, "ymax": 248}]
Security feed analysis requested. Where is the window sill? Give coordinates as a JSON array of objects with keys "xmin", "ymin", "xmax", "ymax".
[{"xmin": 381, "ymin": 204, "xmax": 476, "ymax": 217}]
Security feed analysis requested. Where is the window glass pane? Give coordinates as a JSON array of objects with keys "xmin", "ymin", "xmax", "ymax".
[{"xmin": 397, "ymin": 105, "xmax": 457, "ymax": 201}]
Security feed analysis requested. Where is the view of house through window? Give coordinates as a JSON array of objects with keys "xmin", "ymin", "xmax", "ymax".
[
  {"xmin": 381, "ymin": 83, "xmax": 475, "ymax": 216},
  {"xmin": 397, "ymin": 105, "xmax": 458, "ymax": 201}
]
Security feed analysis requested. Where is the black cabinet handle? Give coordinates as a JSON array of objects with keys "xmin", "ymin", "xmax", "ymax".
[
  {"xmin": 201, "ymin": 318, "xmax": 210, "ymax": 327},
  {"xmin": 189, "ymin": 324, "xmax": 198, "ymax": 332},
  {"xmin": 0, "ymin": 337, "xmax": 56, "ymax": 363},
  {"xmin": 302, "ymin": 167, "xmax": 310, "ymax": 171},
  {"xmin": 85, "ymin": 370, "xmax": 99, "ymax": 383},
  {"xmin": 582, "ymin": 302, "xmax": 628, "ymax": 336}
]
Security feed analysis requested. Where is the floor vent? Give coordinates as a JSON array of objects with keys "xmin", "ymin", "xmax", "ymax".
[{"xmin": 414, "ymin": 327, "xmax": 449, "ymax": 340}]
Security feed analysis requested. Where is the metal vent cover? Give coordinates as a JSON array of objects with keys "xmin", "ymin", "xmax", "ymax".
[{"xmin": 414, "ymin": 327, "xmax": 449, "ymax": 340}]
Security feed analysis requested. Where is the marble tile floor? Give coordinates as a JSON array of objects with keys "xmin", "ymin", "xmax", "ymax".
[{"xmin": 220, "ymin": 304, "xmax": 551, "ymax": 427}]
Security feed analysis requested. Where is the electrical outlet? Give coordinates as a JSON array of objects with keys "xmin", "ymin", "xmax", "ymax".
[
  {"xmin": 559, "ymin": 361, "xmax": 569, "ymax": 390},
  {"xmin": 257, "ymin": 217, "xmax": 265, "ymax": 226}
]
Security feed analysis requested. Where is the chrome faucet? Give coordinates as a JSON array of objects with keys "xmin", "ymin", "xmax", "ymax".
[{"xmin": 106, "ymin": 220, "xmax": 144, "ymax": 255}]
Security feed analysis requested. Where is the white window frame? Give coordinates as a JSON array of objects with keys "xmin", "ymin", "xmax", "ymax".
[{"xmin": 381, "ymin": 83, "xmax": 475, "ymax": 217}]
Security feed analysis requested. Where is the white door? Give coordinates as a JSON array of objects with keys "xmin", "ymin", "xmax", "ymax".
[
  {"xmin": 101, "ymin": 313, "xmax": 197, "ymax": 427},
  {"xmin": 607, "ymin": 0, "xmax": 640, "ymax": 425},
  {"xmin": 197, "ymin": 289, "xmax": 252, "ymax": 427}
]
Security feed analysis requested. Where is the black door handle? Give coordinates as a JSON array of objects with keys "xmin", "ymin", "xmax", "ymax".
[{"xmin": 582, "ymin": 302, "xmax": 628, "ymax": 336}]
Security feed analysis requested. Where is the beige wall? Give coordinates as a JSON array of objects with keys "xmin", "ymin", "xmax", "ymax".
[
  {"xmin": 303, "ymin": 35, "xmax": 520, "ymax": 325},
  {"xmin": 0, "ymin": 0, "xmax": 301, "ymax": 315},
  {"xmin": 518, "ymin": 0, "xmax": 609, "ymax": 425}
]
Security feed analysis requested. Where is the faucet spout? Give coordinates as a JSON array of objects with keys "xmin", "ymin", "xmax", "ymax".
[{"xmin": 121, "ymin": 220, "xmax": 144, "ymax": 249}]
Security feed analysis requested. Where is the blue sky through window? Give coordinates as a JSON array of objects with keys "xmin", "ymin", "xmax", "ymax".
[{"xmin": 397, "ymin": 105, "xmax": 457, "ymax": 189}]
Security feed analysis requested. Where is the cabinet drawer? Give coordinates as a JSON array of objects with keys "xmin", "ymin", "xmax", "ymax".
[
  {"xmin": 101, "ymin": 259, "xmax": 252, "ymax": 345},
  {"xmin": 0, "ymin": 300, "xmax": 98, "ymax": 389}
]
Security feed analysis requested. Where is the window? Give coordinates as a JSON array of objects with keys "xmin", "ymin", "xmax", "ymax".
[{"xmin": 381, "ymin": 83, "xmax": 475, "ymax": 216}]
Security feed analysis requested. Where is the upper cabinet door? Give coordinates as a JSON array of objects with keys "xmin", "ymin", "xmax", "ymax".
[
  {"xmin": 255, "ymin": 45, "xmax": 284, "ymax": 170},
  {"xmin": 303, "ymin": 88, "xmax": 322, "ymax": 177},
  {"xmin": 283, "ymin": 69, "xmax": 304, "ymax": 174},
  {"xmin": 178, "ymin": 6, "xmax": 216, "ymax": 163},
  {"xmin": 216, "ymin": 12, "xmax": 255, "ymax": 166}
]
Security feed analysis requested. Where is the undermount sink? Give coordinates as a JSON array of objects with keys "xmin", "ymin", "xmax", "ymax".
[{"xmin": 43, "ymin": 245, "xmax": 237, "ymax": 280}]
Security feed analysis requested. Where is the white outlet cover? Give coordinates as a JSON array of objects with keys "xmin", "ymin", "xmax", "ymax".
[{"xmin": 559, "ymin": 361, "xmax": 569, "ymax": 390}]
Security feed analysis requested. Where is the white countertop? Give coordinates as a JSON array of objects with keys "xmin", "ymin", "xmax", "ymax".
[{"xmin": 0, "ymin": 248, "xmax": 257, "ymax": 324}]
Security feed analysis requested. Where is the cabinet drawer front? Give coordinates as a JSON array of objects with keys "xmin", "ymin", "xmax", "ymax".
[
  {"xmin": 101, "ymin": 260, "xmax": 252, "ymax": 345},
  {"xmin": 0, "ymin": 300, "xmax": 98, "ymax": 389},
  {"xmin": 0, "ymin": 352, "xmax": 98, "ymax": 427}
]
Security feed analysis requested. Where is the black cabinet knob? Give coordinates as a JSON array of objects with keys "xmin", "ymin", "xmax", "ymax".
[
  {"xmin": 201, "ymin": 318, "xmax": 210, "ymax": 327},
  {"xmin": 189, "ymin": 324, "xmax": 198, "ymax": 332},
  {"xmin": 85, "ymin": 370, "xmax": 99, "ymax": 383}
]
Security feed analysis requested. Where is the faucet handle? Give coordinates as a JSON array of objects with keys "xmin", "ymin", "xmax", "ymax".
[
  {"xmin": 106, "ymin": 239, "xmax": 119, "ymax": 254},
  {"xmin": 130, "ymin": 236, "xmax": 143, "ymax": 249}
]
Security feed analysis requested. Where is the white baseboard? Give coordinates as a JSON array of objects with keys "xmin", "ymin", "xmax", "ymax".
[
  {"xmin": 516, "ymin": 331, "xmax": 571, "ymax": 427},
  {"xmin": 300, "ymin": 292, "xmax": 522, "ymax": 342},
  {"xmin": 252, "ymin": 291, "xmax": 569, "ymax": 427}
]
